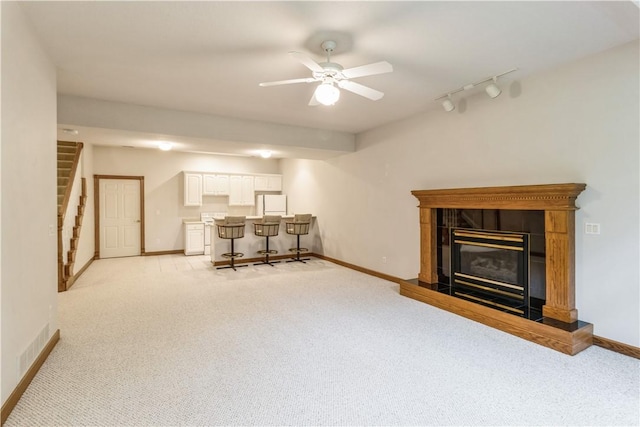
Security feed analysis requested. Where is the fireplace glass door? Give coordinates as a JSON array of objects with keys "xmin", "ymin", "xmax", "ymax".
[{"xmin": 451, "ymin": 228, "xmax": 529, "ymax": 315}]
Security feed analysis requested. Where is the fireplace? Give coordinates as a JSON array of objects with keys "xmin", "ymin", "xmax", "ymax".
[
  {"xmin": 400, "ymin": 183, "xmax": 593, "ymax": 355},
  {"xmin": 435, "ymin": 208, "xmax": 547, "ymax": 320},
  {"xmin": 451, "ymin": 228, "xmax": 530, "ymax": 316}
]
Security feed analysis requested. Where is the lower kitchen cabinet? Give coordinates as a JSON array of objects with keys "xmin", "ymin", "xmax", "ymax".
[{"xmin": 184, "ymin": 222, "xmax": 205, "ymax": 255}]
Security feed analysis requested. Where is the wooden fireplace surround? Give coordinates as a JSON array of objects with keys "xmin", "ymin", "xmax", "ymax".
[{"xmin": 400, "ymin": 183, "xmax": 593, "ymax": 355}]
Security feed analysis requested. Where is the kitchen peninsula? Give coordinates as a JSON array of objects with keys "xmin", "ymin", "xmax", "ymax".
[{"xmin": 210, "ymin": 216, "xmax": 318, "ymax": 266}]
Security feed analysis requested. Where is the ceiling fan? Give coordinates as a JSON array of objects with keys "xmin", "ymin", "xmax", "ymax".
[{"xmin": 259, "ymin": 40, "xmax": 393, "ymax": 106}]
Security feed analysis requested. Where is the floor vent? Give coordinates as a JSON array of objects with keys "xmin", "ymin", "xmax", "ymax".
[{"xmin": 17, "ymin": 323, "xmax": 50, "ymax": 378}]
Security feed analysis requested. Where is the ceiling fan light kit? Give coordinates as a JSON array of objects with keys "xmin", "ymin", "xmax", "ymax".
[
  {"xmin": 315, "ymin": 82, "xmax": 340, "ymax": 106},
  {"xmin": 436, "ymin": 68, "xmax": 517, "ymax": 112},
  {"xmin": 259, "ymin": 40, "xmax": 393, "ymax": 107}
]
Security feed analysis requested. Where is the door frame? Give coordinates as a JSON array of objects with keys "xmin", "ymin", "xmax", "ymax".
[{"xmin": 94, "ymin": 175, "xmax": 146, "ymax": 259}]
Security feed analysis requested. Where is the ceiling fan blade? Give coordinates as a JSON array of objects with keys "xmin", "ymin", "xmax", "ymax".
[
  {"xmin": 308, "ymin": 93, "xmax": 320, "ymax": 107},
  {"xmin": 259, "ymin": 77, "xmax": 316, "ymax": 87},
  {"xmin": 337, "ymin": 80, "xmax": 384, "ymax": 101},
  {"xmin": 289, "ymin": 51, "xmax": 325, "ymax": 73},
  {"xmin": 341, "ymin": 61, "xmax": 393, "ymax": 79}
]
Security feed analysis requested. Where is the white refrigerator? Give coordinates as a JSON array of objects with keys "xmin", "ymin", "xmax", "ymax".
[{"xmin": 256, "ymin": 194, "xmax": 287, "ymax": 216}]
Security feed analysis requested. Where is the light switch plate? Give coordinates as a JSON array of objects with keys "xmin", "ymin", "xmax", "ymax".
[{"xmin": 585, "ymin": 223, "xmax": 601, "ymax": 235}]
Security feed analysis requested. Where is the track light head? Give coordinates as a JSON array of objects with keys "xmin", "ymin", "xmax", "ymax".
[
  {"xmin": 442, "ymin": 96, "xmax": 455, "ymax": 112},
  {"xmin": 485, "ymin": 78, "xmax": 502, "ymax": 98}
]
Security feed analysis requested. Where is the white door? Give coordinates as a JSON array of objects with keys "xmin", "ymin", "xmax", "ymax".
[{"xmin": 100, "ymin": 179, "xmax": 141, "ymax": 258}]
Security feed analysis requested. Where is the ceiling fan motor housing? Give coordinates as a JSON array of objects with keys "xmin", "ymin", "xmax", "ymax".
[{"xmin": 314, "ymin": 62, "xmax": 344, "ymax": 80}]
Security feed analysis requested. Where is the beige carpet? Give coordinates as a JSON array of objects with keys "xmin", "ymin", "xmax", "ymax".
[{"xmin": 5, "ymin": 255, "xmax": 640, "ymax": 426}]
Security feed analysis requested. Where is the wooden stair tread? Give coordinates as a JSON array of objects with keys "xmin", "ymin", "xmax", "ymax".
[{"xmin": 58, "ymin": 142, "xmax": 85, "ymax": 292}]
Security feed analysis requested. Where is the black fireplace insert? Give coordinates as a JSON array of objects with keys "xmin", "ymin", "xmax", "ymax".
[{"xmin": 450, "ymin": 228, "xmax": 529, "ymax": 316}]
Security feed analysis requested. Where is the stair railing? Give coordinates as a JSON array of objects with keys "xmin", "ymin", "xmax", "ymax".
[
  {"xmin": 61, "ymin": 156, "xmax": 83, "ymax": 268},
  {"xmin": 57, "ymin": 142, "xmax": 83, "ymax": 291},
  {"xmin": 59, "ymin": 142, "xmax": 83, "ymax": 217}
]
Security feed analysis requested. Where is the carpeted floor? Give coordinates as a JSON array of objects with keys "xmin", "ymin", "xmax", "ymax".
[{"xmin": 5, "ymin": 255, "xmax": 640, "ymax": 426}]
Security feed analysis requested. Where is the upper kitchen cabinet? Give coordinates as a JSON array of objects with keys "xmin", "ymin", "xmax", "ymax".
[
  {"xmin": 254, "ymin": 174, "xmax": 282, "ymax": 192},
  {"xmin": 203, "ymin": 174, "xmax": 230, "ymax": 196},
  {"xmin": 228, "ymin": 175, "xmax": 255, "ymax": 206},
  {"xmin": 184, "ymin": 172, "xmax": 202, "ymax": 206}
]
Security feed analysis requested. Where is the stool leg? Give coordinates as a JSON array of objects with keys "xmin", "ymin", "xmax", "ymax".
[
  {"xmin": 230, "ymin": 238, "xmax": 235, "ymax": 270},
  {"xmin": 265, "ymin": 236, "xmax": 280, "ymax": 266},
  {"xmin": 216, "ymin": 237, "xmax": 248, "ymax": 271},
  {"xmin": 254, "ymin": 236, "xmax": 280, "ymax": 266},
  {"xmin": 286, "ymin": 234, "xmax": 310, "ymax": 263}
]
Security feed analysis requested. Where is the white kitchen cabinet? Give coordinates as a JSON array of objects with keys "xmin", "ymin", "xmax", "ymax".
[
  {"xmin": 203, "ymin": 174, "xmax": 230, "ymax": 196},
  {"xmin": 184, "ymin": 223, "xmax": 205, "ymax": 255},
  {"xmin": 254, "ymin": 174, "xmax": 282, "ymax": 192},
  {"xmin": 228, "ymin": 175, "xmax": 255, "ymax": 206},
  {"xmin": 184, "ymin": 173, "xmax": 202, "ymax": 206}
]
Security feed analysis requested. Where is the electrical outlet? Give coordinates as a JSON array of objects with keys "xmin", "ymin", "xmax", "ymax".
[
  {"xmin": 382, "ymin": 256, "xmax": 387, "ymax": 264},
  {"xmin": 585, "ymin": 223, "xmax": 601, "ymax": 235},
  {"xmin": 48, "ymin": 224, "xmax": 55, "ymax": 236}
]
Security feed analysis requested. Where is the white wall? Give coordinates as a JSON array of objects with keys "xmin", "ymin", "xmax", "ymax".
[
  {"xmin": 93, "ymin": 146, "xmax": 281, "ymax": 253},
  {"xmin": 282, "ymin": 41, "xmax": 640, "ymax": 347},
  {"xmin": 1, "ymin": 2, "xmax": 58, "ymax": 404}
]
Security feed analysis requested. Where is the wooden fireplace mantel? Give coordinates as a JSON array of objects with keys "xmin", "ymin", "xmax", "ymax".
[
  {"xmin": 411, "ymin": 183, "xmax": 586, "ymax": 210},
  {"xmin": 401, "ymin": 183, "xmax": 593, "ymax": 355}
]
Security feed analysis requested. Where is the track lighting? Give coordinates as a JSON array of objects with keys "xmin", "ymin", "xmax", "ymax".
[
  {"xmin": 441, "ymin": 95, "xmax": 455, "ymax": 112},
  {"xmin": 435, "ymin": 68, "xmax": 517, "ymax": 111},
  {"xmin": 485, "ymin": 77, "xmax": 502, "ymax": 98},
  {"xmin": 314, "ymin": 81, "xmax": 340, "ymax": 106}
]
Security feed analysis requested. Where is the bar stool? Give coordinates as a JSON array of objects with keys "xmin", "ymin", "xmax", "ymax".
[
  {"xmin": 286, "ymin": 214, "xmax": 312, "ymax": 263},
  {"xmin": 216, "ymin": 216, "xmax": 247, "ymax": 271},
  {"xmin": 253, "ymin": 215, "xmax": 282, "ymax": 266}
]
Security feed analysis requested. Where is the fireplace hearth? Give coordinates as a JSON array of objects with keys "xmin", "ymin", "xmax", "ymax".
[{"xmin": 400, "ymin": 183, "xmax": 593, "ymax": 355}]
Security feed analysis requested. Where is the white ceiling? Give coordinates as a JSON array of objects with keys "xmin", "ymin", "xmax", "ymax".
[{"xmin": 20, "ymin": 1, "xmax": 639, "ymax": 158}]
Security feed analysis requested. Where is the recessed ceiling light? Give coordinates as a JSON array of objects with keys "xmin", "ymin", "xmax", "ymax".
[
  {"xmin": 259, "ymin": 150, "xmax": 272, "ymax": 159},
  {"xmin": 158, "ymin": 141, "xmax": 172, "ymax": 151},
  {"xmin": 62, "ymin": 128, "xmax": 78, "ymax": 135}
]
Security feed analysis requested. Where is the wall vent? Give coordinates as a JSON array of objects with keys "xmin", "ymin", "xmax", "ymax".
[{"xmin": 17, "ymin": 323, "xmax": 50, "ymax": 379}]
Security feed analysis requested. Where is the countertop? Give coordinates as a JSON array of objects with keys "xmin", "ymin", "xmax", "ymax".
[
  {"xmin": 182, "ymin": 218, "xmax": 204, "ymax": 224},
  {"xmin": 184, "ymin": 215, "xmax": 310, "ymax": 224}
]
